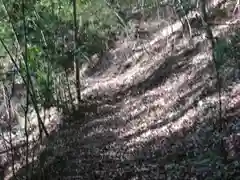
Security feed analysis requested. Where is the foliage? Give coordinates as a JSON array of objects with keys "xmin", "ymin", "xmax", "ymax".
[
  {"xmin": 0, "ymin": 0, "xmax": 240, "ymax": 179},
  {"xmin": 0, "ymin": 0, "xmax": 169, "ymax": 108},
  {"xmin": 212, "ymin": 31, "xmax": 240, "ymax": 82}
]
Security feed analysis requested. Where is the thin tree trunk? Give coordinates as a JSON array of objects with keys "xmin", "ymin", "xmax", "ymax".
[
  {"xmin": 21, "ymin": 1, "xmax": 30, "ymax": 177},
  {"xmin": 73, "ymin": 0, "xmax": 81, "ymax": 109},
  {"xmin": 199, "ymin": 0, "xmax": 223, "ymax": 131},
  {"xmin": 1, "ymin": 2, "xmax": 49, "ymax": 138}
]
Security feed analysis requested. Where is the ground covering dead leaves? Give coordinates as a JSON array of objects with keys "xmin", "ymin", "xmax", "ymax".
[{"xmin": 4, "ymin": 2, "xmax": 240, "ymax": 179}]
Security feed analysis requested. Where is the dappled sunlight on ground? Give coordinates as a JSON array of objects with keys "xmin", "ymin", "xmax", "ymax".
[
  {"xmin": 5, "ymin": 1, "xmax": 240, "ymax": 178},
  {"xmin": 0, "ymin": 106, "xmax": 62, "ymax": 180}
]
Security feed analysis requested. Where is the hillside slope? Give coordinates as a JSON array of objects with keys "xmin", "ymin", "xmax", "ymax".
[{"xmin": 6, "ymin": 2, "xmax": 240, "ymax": 180}]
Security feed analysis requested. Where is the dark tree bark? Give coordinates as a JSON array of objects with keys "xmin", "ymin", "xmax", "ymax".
[
  {"xmin": 72, "ymin": 0, "xmax": 81, "ymax": 109},
  {"xmin": 199, "ymin": 0, "xmax": 223, "ymax": 131}
]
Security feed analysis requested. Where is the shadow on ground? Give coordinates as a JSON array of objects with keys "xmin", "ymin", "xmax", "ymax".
[
  {"xmin": 8, "ymin": 82, "xmax": 240, "ymax": 180},
  {"xmin": 5, "ymin": 22, "xmax": 240, "ymax": 180}
]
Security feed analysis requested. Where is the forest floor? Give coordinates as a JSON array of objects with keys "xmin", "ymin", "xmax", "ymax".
[{"xmin": 3, "ymin": 2, "xmax": 240, "ymax": 180}]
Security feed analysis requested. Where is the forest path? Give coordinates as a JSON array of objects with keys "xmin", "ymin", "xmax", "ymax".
[
  {"xmin": 35, "ymin": 35, "xmax": 239, "ymax": 179},
  {"xmin": 12, "ymin": 2, "xmax": 240, "ymax": 179}
]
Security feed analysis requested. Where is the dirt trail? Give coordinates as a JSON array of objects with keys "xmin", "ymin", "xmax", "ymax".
[
  {"xmin": 27, "ymin": 13, "xmax": 240, "ymax": 180},
  {"xmin": 6, "ymin": 2, "xmax": 240, "ymax": 179}
]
